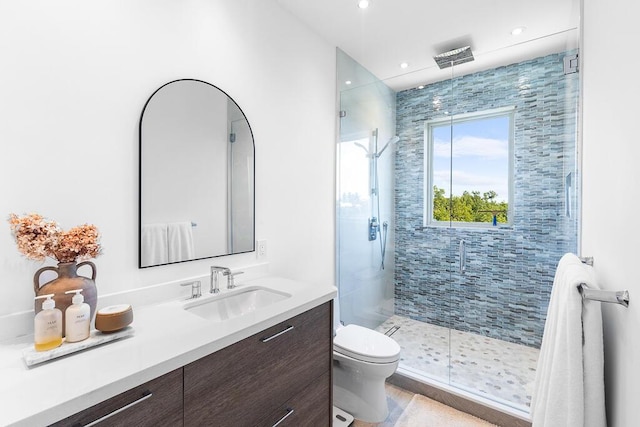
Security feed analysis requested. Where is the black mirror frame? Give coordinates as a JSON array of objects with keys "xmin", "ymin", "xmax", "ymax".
[{"xmin": 138, "ymin": 78, "xmax": 255, "ymax": 268}]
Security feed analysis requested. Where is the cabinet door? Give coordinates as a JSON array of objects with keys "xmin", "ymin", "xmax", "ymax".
[
  {"xmin": 52, "ymin": 368, "xmax": 183, "ymax": 427},
  {"xmin": 260, "ymin": 371, "xmax": 331, "ymax": 427},
  {"xmin": 184, "ymin": 302, "xmax": 332, "ymax": 427}
]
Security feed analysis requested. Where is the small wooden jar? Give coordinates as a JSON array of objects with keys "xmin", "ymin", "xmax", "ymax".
[{"xmin": 95, "ymin": 304, "xmax": 133, "ymax": 333}]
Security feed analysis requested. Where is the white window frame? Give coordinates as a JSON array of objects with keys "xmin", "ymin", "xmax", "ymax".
[{"xmin": 423, "ymin": 106, "xmax": 515, "ymax": 228}]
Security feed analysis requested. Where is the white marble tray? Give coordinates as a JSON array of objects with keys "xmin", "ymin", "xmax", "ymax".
[{"xmin": 22, "ymin": 327, "xmax": 135, "ymax": 367}]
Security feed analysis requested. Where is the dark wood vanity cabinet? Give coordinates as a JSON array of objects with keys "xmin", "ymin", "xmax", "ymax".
[
  {"xmin": 184, "ymin": 302, "xmax": 333, "ymax": 426},
  {"xmin": 51, "ymin": 368, "xmax": 183, "ymax": 427},
  {"xmin": 53, "ymin": 301, "xmax": 332, "ymax": 427}
]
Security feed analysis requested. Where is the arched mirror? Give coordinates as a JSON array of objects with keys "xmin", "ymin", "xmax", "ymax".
[{"xmin": 139, "ymin": 79, "xmax": 255, "ymax": 268}]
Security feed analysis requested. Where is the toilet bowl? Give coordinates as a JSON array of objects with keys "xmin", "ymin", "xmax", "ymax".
[{"xmin": 333, "ymin": 324, "xmax": 401, "ymax": 423}]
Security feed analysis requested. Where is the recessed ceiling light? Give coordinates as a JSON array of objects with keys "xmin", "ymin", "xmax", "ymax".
[
  {"xmin": 511, "ymin": 27, "xmax": 526, "ymax": 36},
  {"xmin": 358, "ymin": 0, "xmax": 370, "ymax": 9},
  {"xmin": 345, "ymin": 80, "xmax": 352, "ymax": 85},
  {"xmin": 418, "ymin": 85, "xmax": 425, "ymax": 89},
  {"xmin": 400, "ymin": 62, "xmax": 409, "ymax": 69}
]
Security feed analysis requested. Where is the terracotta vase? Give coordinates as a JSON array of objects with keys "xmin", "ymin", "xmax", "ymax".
[{"xmin": 33, "ymin": 261, "xmax": 98, "ymax": 337}]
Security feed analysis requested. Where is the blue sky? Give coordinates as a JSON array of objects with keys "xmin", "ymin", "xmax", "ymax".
[{"xmin": 432, "ymin": 115, "xmax": 510, "ymax": 202}]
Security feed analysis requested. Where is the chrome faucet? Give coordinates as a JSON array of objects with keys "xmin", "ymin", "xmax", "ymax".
[
  {"xmin": 210, "ymin": 266, "xmax": 230, "ymax": 294},
  {"xmin": 210, "ymin": 266, "xmax": 245, "ymax": 292}
]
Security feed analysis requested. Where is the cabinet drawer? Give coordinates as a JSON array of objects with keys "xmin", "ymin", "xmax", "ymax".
[
  {"xmin": 52, "ymin": 368, "xmax": 183, "ymax": 427},
  {"xmin": 184, "ymin": 302, "xmax": 332, "ymax": 427},
  {"xmin": 260, "ymin": 371, "xmax": 331, "ymax": 427}
]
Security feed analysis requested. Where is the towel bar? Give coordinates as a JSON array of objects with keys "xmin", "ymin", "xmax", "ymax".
[
  {"xmin": 579, "ymin": 256, "xmax": 594, "ymax": 266},
  {"xmin": 578, "ymin": 283, "xmax": 629, "ymax": 307}
]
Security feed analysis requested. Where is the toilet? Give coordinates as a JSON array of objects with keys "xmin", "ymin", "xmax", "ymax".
[{"xmin": 333, "ymin": 323, "xmax": 401, "ymax": 423}]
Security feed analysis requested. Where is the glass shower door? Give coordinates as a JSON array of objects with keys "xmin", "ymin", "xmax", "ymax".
[
  {"xmin": 445, "ymin": 42, "xmax": 580, "ymax": 410},
  {"xmin": 336, "ymin": 49, "xmax": 396, "ymax": 330}
]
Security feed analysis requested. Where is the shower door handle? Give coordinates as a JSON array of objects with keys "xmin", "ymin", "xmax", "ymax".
[{"xmin": 459, "ymin": 240, "xmax": 466, "ymax": 274}]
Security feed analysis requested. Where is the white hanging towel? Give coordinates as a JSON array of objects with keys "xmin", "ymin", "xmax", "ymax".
[
  {"xmin": 141, "ymin": 223, "xmax": 168, "ymax": 266},
  {"xmin": 531, "ymin": 253, "xmax": 606, "ymax": 427},
  {"xmin": 167, "ymin": 222, "xmax": 195, "ymax": 263}
]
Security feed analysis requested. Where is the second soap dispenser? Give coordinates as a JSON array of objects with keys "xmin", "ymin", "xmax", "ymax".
[{"xmin": 64, "ymin": 289, "xmax": 91, "ymax": 343}]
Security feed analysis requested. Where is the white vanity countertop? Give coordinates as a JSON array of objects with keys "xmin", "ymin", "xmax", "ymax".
[{"xmin": 0, "ymin": 276, "xmax": 337, "ymax": 427}]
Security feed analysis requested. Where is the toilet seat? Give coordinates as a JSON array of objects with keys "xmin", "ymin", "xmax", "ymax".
[{"xmin": 334, "ymin": 324, "xmax": 400, "ymax": 364}]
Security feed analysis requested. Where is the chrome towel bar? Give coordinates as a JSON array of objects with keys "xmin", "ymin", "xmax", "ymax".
[
  {"xmin": 577, "ymin": 256, "xmax": 629, "ymax": 307},
  {"xmin": 578, "ymin": 284, "xmax": 629, "ymax": 307}
]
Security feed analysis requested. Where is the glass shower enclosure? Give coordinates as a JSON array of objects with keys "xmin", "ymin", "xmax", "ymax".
[
  {"xmin": 336, "ymin": 18, "xmax": 580, "ymax": 412},
  {"xmin": 337, "ymin": 48, "xmax": 396, "ymax": 330}
]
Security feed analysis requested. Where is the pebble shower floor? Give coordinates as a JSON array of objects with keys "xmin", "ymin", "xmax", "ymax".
[{"xmin": 377, "ymin": 315, "xmax": 539, "ymax": 411}]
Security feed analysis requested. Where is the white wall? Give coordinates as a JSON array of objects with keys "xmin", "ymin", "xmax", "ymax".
[
  {"xmin": 0, "ymin": 0, "xmax": 336, "ymax": 317},
  {"xmin": 582, "ymin": 1, "xmax": 640, "ymax": 426}
]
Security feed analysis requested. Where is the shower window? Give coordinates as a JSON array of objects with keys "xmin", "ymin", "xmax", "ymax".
[{"xmin": 424, "ymin": 107, "xmax": 514, "ymax": 227}]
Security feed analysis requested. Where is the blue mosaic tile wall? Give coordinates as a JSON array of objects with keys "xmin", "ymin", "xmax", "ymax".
[{"xmin": 394, "ymin": 51, "xmax": 579, "ymax": 348}]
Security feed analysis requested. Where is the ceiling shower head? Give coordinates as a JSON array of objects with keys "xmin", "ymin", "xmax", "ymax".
[{"xmin": 433, "ymin": 46, "xmax": 474, "ymax": 69}]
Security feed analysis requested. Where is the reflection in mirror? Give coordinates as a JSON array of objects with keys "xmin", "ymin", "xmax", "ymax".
[{"xmin": 139, "ymin": 79, "xmax": 254, "ymax": 268}]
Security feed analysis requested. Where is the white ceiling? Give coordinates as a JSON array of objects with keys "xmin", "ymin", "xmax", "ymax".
[{"xmin": 276, "ymin": 0, "xmax": 580, "ymax": 91}]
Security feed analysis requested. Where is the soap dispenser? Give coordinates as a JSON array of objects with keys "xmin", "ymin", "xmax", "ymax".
[
  {"xmin": 34, "ymin": 294, "xmax": 63, "ymax": 352},
  {"xmin": 64, "ymin": 289, "xmax": 91, "ymax": 343}
]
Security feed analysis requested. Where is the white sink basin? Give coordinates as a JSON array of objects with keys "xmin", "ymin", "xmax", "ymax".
[{"xmin": 184, "ymin": 286, "xmax": 291, "ymax": 322}]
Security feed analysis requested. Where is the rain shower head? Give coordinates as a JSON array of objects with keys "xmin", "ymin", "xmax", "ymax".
[{"xmin": 433, "ymin": 46, "xmax": 474, "ymax": 69}]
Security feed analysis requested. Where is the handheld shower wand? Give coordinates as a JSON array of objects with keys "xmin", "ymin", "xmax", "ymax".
[{"xmin": 367, "ymin": 129, "xmax": 399, "ymax": 270}]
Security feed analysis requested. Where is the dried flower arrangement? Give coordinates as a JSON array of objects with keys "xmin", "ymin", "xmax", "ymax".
[{"xmin": 8, "ymin": 213, "xmax": 102, "ymax": 263}]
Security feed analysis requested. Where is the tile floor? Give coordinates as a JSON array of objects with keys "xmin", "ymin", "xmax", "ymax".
[{"xmin": 376, "ymin": 315, "xmax": 539, "ymax": 411}]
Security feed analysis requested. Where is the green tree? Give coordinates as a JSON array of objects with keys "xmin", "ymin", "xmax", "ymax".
[
  {"xmin": 433, "ymin": 186, "xmax": 449, "ymax": 221},
  {"xmin": 432, "ymin": 186, "xmax": 508, "ymax": 224}
]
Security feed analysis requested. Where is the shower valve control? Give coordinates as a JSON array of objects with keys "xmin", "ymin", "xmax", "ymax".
[{"xmin": 369, "ymin": 217, "xmax": 379, "ymax": 241}]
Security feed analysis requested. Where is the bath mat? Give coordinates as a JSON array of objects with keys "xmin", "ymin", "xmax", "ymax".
[{"xmin": 393, "ymin": 394, "xmax": 498, "ymax": 427}]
